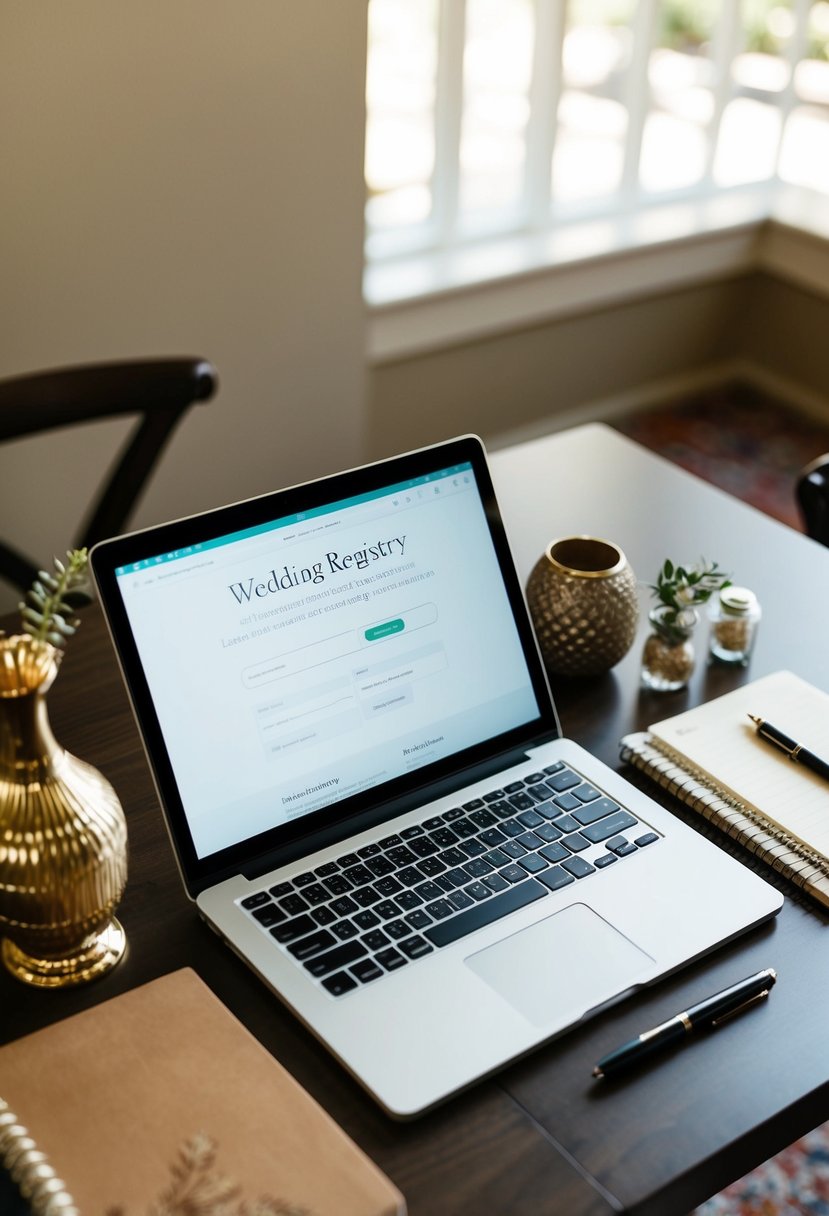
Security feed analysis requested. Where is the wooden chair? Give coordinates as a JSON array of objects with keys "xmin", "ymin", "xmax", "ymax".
[
  {"xmin": 0, "ymin": 357, "xmax": 218, "ymax": 594},
  {"xmin": 796, "ymin": 454, "xmax": 829, "ymax": 548}
]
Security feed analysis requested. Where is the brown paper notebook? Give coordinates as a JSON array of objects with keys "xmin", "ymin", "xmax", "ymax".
[{"xmin": 0, "ymin": 968, "xmax": 405, "ymax": 1215}]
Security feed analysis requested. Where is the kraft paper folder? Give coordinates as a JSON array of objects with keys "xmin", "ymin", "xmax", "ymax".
[
  {"xmin": 620, "ymin": 670, "xmax": 829, "ymax": 909},
  {"xmin": 0, "ymin": 968, "xmax": 405, "ymax": 1215}
]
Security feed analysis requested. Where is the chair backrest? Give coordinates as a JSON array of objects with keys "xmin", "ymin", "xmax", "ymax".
[
  {"xmin": 0, "ymin": 357, "xmax": 218, "ymax": 594},
  {"xmin": 796, "ymin": 454, "xmax": 829, "ymax": 548}
]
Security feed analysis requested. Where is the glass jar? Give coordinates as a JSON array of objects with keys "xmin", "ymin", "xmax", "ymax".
[
  {"xmin": 708, "ymin": 586, "xmax": 761, "ymax": 666},
  {"xmin": 641, "ymin": 605, "xmax": 698, "ymax": 691}
]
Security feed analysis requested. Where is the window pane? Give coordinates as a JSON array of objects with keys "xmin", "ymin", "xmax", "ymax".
[
  {"xmin": 365, "ymin": 0, "xmax": 439, "ymax": 232},
  {"xmin": 553, "ymin": 0, "xmax": 634, "ymax": 203},
  {"xmin": 459, "ymin": 0, "xmax": 534, "ymax": 219},
  {"xmin": 779, "ymin": 3, "xmax": 829, "ymax": 188},
  {"xmin": 640, "ymin": 0, "xmax": 719, "ymax": 192}
]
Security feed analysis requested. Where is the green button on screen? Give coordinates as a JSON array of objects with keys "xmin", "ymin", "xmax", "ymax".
[{"xmin": 365, "ymin": 618, "xmax": 405, "ymax": 641}]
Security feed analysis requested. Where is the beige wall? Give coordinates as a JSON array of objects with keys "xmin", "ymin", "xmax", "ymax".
[
  {"xmin": 367, "ymin": 270, "xmax": 829, "ymax": 458},
  {"xmin": 0, "ymin": 3, "xmax": 368, "ymax": 610}
]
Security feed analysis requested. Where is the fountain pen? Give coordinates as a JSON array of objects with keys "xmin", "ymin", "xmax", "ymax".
[{"xmin": 592, "ymin": 968, "xmax": 777, "ymax": 1080}]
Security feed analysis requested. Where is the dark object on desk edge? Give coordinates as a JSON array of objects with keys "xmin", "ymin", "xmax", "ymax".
[
  {"xmin": 796, "ymin": 452, "xmax": 829, "ymax": 547},
  {"xmin": 0, "ymin": 356, "xmax": 218, "ymax": 595},
  {"xmin": 593, "ymin": 967, "xmax": 777, "ymax": 1080},
  {"xmin": 748, "ymin": 714, "xmax": 829, "ymax": 782}
]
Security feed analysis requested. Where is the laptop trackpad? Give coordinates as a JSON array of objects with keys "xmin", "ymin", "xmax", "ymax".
[{"xmin": 465, "ymin": 903, "xmax": 654, "ymax": 1027}]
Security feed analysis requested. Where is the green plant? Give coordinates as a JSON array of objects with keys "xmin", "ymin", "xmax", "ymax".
[
  {"xmin": 649, "ymin": 557, "xmax": 730, "ymax": 639},
  {"xmin": 19, "ymin": 548, "xmax": 91, "ymax": 649}
]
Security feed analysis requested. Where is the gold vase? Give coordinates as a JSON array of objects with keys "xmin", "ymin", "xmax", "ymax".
[
  {"xmin": 0, "ymin": 635, "xmax": 127, "ymax": 987},
  {"xmin": 526, "ymin": 537, "xmax": 639, "ymax": 677}
]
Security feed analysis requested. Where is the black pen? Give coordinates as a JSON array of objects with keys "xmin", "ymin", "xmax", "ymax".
[
  {"xmin": 592, "ymin": 968, "xmax": 776, "ymax": 1080},
  {"xmin": 748, "ymin": 714, "xmax": 829, "ymax": 782}
]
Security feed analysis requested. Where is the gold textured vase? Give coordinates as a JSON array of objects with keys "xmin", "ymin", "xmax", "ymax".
[
  {"xmin": 0, "ymin": 635, "xmax": 127, "ymax": 987},
  {"xmin": 526, "ymin": 537, "xmax": 639, "ymax": 677}
]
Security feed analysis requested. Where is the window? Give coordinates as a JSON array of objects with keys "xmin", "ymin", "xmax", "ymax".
[{"xmin": 365, "ymin": 0, "xmax": 829, "ymax": 268}]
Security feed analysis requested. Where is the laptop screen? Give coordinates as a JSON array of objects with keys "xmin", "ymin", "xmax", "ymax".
[{"xmin": 94, "ymin": 437, "xmax": 557, "ymax": 890}]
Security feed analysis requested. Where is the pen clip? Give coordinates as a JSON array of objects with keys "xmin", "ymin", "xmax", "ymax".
[{"xmin": 710, "ymin": 988, "xmax": 771, "ymax": 1027}]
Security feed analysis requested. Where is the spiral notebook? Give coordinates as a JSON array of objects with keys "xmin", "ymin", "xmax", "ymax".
[{"xmin": 620, "ymin": 671, "xmax": 829, "ymax": 909}]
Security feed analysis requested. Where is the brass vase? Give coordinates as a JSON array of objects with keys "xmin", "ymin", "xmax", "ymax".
[
  {"xmin": 526, "ymin": 537, "xmax": 639, "ymax": 677},
  {"xmin": 0, "ymin": 635, "xmax": 127, "ymax": 987}
]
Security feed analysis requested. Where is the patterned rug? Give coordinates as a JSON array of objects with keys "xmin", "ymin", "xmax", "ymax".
[
  {"xmin": 612, "ymin": 385, "xmax": 829, "ymax": 532},
  {"xmin": 613, "ymin": 384, "xmax": 829, "ymax": 1215}
]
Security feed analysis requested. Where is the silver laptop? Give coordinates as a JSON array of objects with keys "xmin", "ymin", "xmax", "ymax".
[{"xmin": 91, "ymin": 435, "xmax": 782, "ymax": 1118}]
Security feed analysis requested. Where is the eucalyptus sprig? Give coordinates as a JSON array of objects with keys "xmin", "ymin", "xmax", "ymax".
[
  {"xmin": 19, "ymin": 548, "xmax": 91, "ymax": 649},
  {"xmin": 649, "ymin": 557, "xmax": 730, "ymax": 630}
]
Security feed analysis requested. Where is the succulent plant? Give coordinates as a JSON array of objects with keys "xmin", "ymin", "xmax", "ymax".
[{"xmin": 19, "ymin": 548, "xmax": 91, "ymax": 649}]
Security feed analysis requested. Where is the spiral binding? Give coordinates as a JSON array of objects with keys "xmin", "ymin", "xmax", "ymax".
[{"xmin": 0, "ymin": 1100, "xmax": 79, "ymax": 1216}]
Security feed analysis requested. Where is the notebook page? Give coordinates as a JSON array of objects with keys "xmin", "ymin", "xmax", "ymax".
[{"xmin": 649, "ymin": 671, "xmax": 829, "ymax": 858}]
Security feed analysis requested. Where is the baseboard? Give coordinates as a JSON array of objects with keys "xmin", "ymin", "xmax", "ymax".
[{"xmin": 486, "ymin": 358, "xmax": 829, "ymax": 452}]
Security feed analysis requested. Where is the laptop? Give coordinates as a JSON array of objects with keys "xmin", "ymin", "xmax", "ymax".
[{"xmin": 91, "ymin": 434, "xmax": 783, "ymax": 1118}]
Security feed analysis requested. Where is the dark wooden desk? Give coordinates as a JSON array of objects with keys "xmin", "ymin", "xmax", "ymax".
[{"xmin": 3, "ymin": 424, "xmax": 829, "ymax": 1215}]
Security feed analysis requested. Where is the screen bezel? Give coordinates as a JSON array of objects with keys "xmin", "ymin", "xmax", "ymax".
[{"xmin": 91, "ymin": 435, "xmax": 560, "ymax": 896}]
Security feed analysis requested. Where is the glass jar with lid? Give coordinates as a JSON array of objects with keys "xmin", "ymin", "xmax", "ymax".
[{"xmin": 708, "ymin": 586, "xmax": 761, "ymax": 665}]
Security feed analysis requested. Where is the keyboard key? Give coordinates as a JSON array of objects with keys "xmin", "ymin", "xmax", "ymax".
[
  {"xmin": 424, "ymin": 815, "xmax": 445, "ymax": 829},
  {"xmin": 483, "ymin": 848, "xmax": 510, "ymax": 868},
  {"xmin": 536, "ymin": 800, "xmax": 564, "ymax": 820},
  {"xmin": 459, "ymin": 838, "xmax": 487, "ymax": 857},
  {"xmin": 397, "ymin": 865, "xmax": 423, "ymax": 887},
  {"xmin": 342, "ymin": 864, "xmax": 374, "ymax": 886},
  {"xmin": 499, "ymin": 818, "xmax": 524, "ymax": 838},
  {"xmin": 594, "ymin": 853, "xmax": 618, "ymax": 869},
  {"xmin": 636, "ymin": 833, "xmax": 659, "ymax": 847},
  {"xmin": 408, "ymin": 837, "xmax": 440, "ymax": 858},
  {"xmin": 365, "ymin": 855, "xmax": 396, "ymax": 877},
  {"xmin": 385, "ymin": 918, "xmax": 413, "ymax": 940},
  {"xmin": 375, "ymin": 875, "xmax": 404, "ymax": 897},
  {"xmin": 294, "ymin": 871, "xmax": 316, "ymax": 887},
  {"xmin": 444, "ymin": 867, "xmax": 470, "ymax": 889},
  {"xmin": 483, "ymin": 872, "xmax": 510, "ymax": 892},
  {"xmin": 415, "ymin": 880, "xmax": 444, "ymax": 902},
  {"xmin": 331, "ymin": 896, "xmax": 359, "ymax": 917},
  {"xmin": 539, "ymin": 841, "xmax": 569, "ymax": 864},
  {"xmin": 336, "ymin": 852, "xmax": 360, "ymax": 868},
  {"xmin": 378, "ymin": 834, "xmax": 402, "ymax": 849},
  {"xmin": 376, "ymin": 948, "xmax": 408, "ymax": 972},
  {"xmin": 561, "ymin": 855, "xmax": 595, "ymax": 879},
  {"xmin": 479, "ymin": 827, "xmax": 507, "ymax": 847},
  {"xmin": 553, "ymin": 814, "xmax": 579, "ymax": 833},
  {"xmin": 400, "ymin": 935, "xmax": 434, "ymax": 960},
  {"xmin": 500, "ymin": 863, "xmax": 529, "ymax": 884},
  {"xmin": 269, "ymin": 881, "xmax": 293, "ymax": 898},
  {"xmin": 543, "ymin": 762, "xmax": 565, "ymax": 775},
  {"xmin": 357, "ymin": 843, "xmax": 381, "ymax": 858},
  {"xmin": 424, "ymin": 879, "xmax": 547, "ymax": 947},
  {"xmin": 508, "ymin": 792, "xmax": 535, "ymax": 811},
  {"xmin": 426, "ymin": 899, "xmax": 455, "ymax": 920},
  {"xmin": 465, "ymin": 882, "xmax": 491, "ymax": 901},
  {"xmin": 351, "ymin": 959, "xmax": 384, "ymax": 983},
  {"xmin": 314, "ymin": 861, "xmax": 339, "ymax": 878},
  {"xmin": 446, "ymin": 889, "xmax": 475, "ymax": 911},
  {"xmin": 469, "ymin": 808, "xmax": 498, "ymax": 829},
  {"xmin": 322, "ymin": 970, "xmax": 358, "ymax": 997},
  {"xmin": 430, "ymin": 827, "xmax": 460, "ymax": 848},
  {"xmin": 439, "ymin": 846, "xmax": 469, "ymax": 867},
  {"xmin": 405, "ymin": 909, "xmax": 432, "ymax": 930},
  {"xmin": 362, "ymin": 929, "xmax": 390, "ymax": 951},
  {"xmin": 395, "ymin": 889, "xmax": 423, "ymax": 911},
  {"xmin": 387, "ymin": 845, "xmax": 418, "ymax": 867},
  {"xmin": 324, "ymin": 874, "xmax": 353, "ymax": 896},
  {"xmin": 463, "ymin": 858, "xmax": 493, "ymax": 878},
  {"xmin": 504, "ymin": 780, "xmax": 525, "ymax": 793},
  {"xmin": 489, "ymin": 800, "xmax": 516, "ymax": 820},
  {"xmin": 280, "ymin": 893, "xmax": 309, "ymax": 917},
  {"xmin": 418, "ymin": 856, "xmax": 446, "ymax": 877},
  {"xmin": 483, "ymin": 789, "xmax": 506, "ymax": 802},
  {"xmin": 527, "ymin": 783, "xmax": 554, "ymax": 804},
  {"xmin": 524, "ymin": 772, "xmax": 547, "ymax": 785},
  {"xmin": 332, "ymin": 919, "xmax": 358, "ymax": 940},
  {"xmin": 241, "ymin": 890, "xmax": 270, "ymax": 909},
  {"xmin": 517, "ymin": 852, "xmax": 549, "ymax": 874},
  {"xmin": 292, "ymin": 927, "xmax": 355, "ymax": 963},
  {"xmin": 537, "ymin": 866, "xmax": 575, "ymax": 891},
  {"xmin": 581, "ymin": 810, "xmax": 638, "ymax": 843},
  {"xmin": 301, "ymin": 883, "xmax": 331, "ymax": 906},
  {"xmin": 515, "ymin": 831, "xmax": 543, "ymax": 850},
  {"xmin": 354, "ymin": 910, "xmax": 380, "ymax": 930},
  {"xmin": 547, "ymin": 769, "xmax": 581, "ymax": 793},
  {"xmin": 452, "ymin": 818, "xmax": 480, "ymax": 839},
  {"xmin": 401, "ymin": 825, "xmax": 425, "ymax": 839},
  {"xmin": 517, "ymin": 809, "xmax": 544, "ymax": 829},
  {"xmin": 443, "ymin": 807, "xmax": 464, "ymax": 821},
  {"xmin": 562, "ymin": 833, "xmax": 590, "ymax": 853},
  {"xmin": 554, "ymin": 793, "xmax": 582, "ymax": 812},
  {"xmin": 574, "ymin": 784, "xmax": 601, "ymax": 802},
  {"xmin": 500, "ymin": 840, "xmax": 528, "ymax": 859},
  {"xmin": 572, "ymin": 797, "xmax": 621, "ymax": 827},
  {"xmin": 535, "ymin": 823, "xmax": 563, "ymax": 844},
  {"xmin": 608, "ymin": 837, "xmax": 638, "ymax": 856},
  {"xmin": 311, "ymin": 906, "xmax": 337, "ymax": 926},
  {"xmin": 287, "ymin": 929, "xmax": 337, "ymax": 960},
  {"xmin": 251, "ymin": 904, "xmax": 286, "ymax": 927},
  {"xmin": 351, "ymin": 887, "xmax": 381, "ymax": 907},
  {"xmin": 374, "ymin": 899, "xmax": 402, "ymax": 921},
  {"xmin": 463, "ymin": 798, "xmax": 485, "ymax": 811}
]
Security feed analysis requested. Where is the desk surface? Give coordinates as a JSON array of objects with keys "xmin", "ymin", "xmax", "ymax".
[{"xmin": 3, "ymin": 424, "xmax": 829, "ymax": 1216}]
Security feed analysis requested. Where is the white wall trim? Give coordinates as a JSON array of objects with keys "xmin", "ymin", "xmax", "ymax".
[{"xmin": 366, "ymin": 185, "xmax": 829, "ymax": 365}]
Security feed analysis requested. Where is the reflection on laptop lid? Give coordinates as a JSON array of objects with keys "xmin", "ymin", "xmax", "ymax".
[{"xmin": 92, "ymin": 435, "xmax": 782, "ymax": 1119}]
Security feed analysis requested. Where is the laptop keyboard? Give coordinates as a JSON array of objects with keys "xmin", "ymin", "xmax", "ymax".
[{"xmin": 238, "ymin": 761, "xmax": 660, "ymax": 998}]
